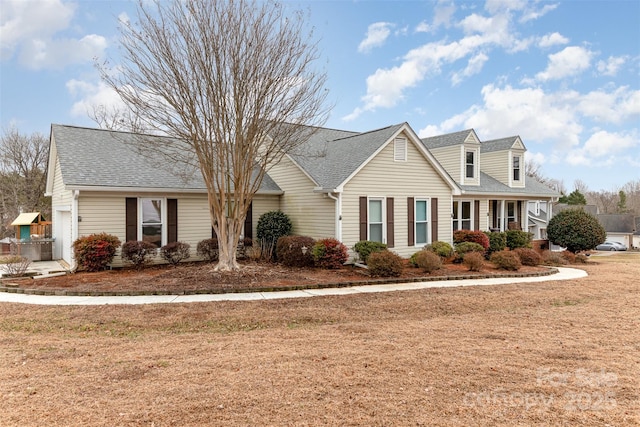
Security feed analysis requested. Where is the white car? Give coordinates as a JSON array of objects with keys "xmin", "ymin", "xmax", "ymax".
[{"xmin": 595, "ymin": 241, "xmax": 628, "ymax": 251}]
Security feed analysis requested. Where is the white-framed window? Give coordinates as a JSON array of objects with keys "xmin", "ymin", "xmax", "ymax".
[
  {"xmin": 465, "ymin": 150, "xmax": 475, "ymax": 179},
  {"xmin": 452, "ymin": 201, "xmax": 472, "ymax": 231},
  {"xmin": 368, "ymin": 198, "xmax": 385, "ymax": 243},
  {"xmin": 415, "ymin": 198, "xmax": 429, "ymax": 245},
  {"xmin": 394, "ymin": 137, "xmax": 407, "ymax": 162},
  {"xmin": 513, "ymin": 155, "xmax": 521, "ymax": 182},
  {"xmin": 140, "ymin": 198, "xmax": 165, "ymax": 248}
]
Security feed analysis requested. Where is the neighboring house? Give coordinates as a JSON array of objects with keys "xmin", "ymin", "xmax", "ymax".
[
  {"xmin": 527, "ymin": 200, "xmax": 551, "ymax": 240},
  {"xmin": 45, "ymin": 124, "xmax": 282, "ymax": 267},
  {"xmin": 597, "ymin": 214, "xmax": 636, "ymax": 249},
  {"xmin": 46, "ymin": 122, "xmax": 559, "ymax": 266},
  {"xmin": 421, "ymin": 130, "xmax": 559, "ymax": 240}
]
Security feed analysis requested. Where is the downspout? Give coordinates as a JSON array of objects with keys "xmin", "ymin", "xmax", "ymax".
[
  {"xmin": 70, "ymin": 190, "xmax": 79, "ymax": 272},
  {"xmin": 326, "ymin": 192, "xmax": 342, "ymax": 242}
]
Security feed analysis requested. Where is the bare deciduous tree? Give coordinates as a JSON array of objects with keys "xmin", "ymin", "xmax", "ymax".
[
  {"xmin": 97, "ymin": 0, "xmax": 330, "ymax": 271},
  {"xmin": 0, "ymin": 128, "xmax": 50, "ymax": 237}
]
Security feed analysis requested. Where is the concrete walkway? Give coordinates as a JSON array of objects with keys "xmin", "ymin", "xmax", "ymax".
[{"xmin": 0, "ymin": 267, "xmax": 587, "ymax": 306}]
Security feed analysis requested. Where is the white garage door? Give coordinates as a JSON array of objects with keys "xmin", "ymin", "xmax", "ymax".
[{"xmin": 60, "ymin": 211, "xmax": 72, "ymax": 264}]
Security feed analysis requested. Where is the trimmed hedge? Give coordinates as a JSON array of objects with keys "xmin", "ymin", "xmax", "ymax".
[
  {"xmin": 453, "ymin": 230, "xmax": 490, "ymax": 250},
  {"xmin": 121, "ymin": 240, "xmax": 157, "ymax": 269},
  {"xmin": 312, "ymin": 238, "xmax": 348, "ymax": 269},
  {"xmin": 160, "ymin": 241, "xmax": 191, "ymax": 265},
  {"xmin": 490, "ymin": 250, "xmax": 522, "ymax": 271},
  {"xmin": 367, "ymin": 250, "xmax": 404, "ymax": 277},
  {"xmin": 276, "ymin": 235, "xmax": 316, "ymax": 267},
  {"xmin": 484, "ymin": 231, "xmax": 506, "ymax": 256},
  {"xmin": 196, "ymin": 238, "xmax": 219, "ymax": 262},
  {"xmin": 256, "ymin": 211, "xmax": 292, "ymax": 257},
  {"xmin": 353, "ymin": 240, "xmax": 387, "ymax": 264},
  {"xmin": 73, "ymin": 233, "xmax": 121, "ymax": 272},
  {"xmin": 506, "ymin": 230, "xmax": 533, "ymax": 250},
  {"xmin": 514, "ymin": 247, "xmax": 541, "ymax": 266},
  {"xmin": 424, "ymin": 241, "xmax": 454, "ymax": 259},
  {"xmin": 454, "ymin": 241, "xmax": 485, "ymax": 262},
  {"xmin": 413, "ymin": 249, "xmax": 442, "ymax": 273},
  {"xmin": 463, "ymin": 251, "xmax": 484, "ymax": 272}
]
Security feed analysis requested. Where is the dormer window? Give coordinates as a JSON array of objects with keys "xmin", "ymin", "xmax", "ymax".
[
  {"xmin": 513, "ymin": 155, "xmax": 521, "ymax": 181},
  {"xmin": 394, "ymin": 137, "xmax": 407, "ymax": 162},
  {"xmin": 465, "ymin": 151, "xmax": 475, "ymax": 179}
]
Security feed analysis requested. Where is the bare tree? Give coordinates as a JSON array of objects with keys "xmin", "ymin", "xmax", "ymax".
[
  {"xmin": 0, "ymin": 128, "xmax": 50, "ymax": 237},
  {"xmin": 97, "ymin": 0, "xmax": 330, "ymax": 271}
]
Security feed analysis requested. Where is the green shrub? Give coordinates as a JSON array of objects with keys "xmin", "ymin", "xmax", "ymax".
[
  {"xmin": 312, "ymin": 238, "xmax": 348, "ymax": 269},
  {"xmin": 160, "ymin": 241, "xmax": 191, "ymax": 266},
  {"xmin": 542, "ymin": 250, "xmax": 567, "ymax": 266},
  {"xmin": 413, "ymin": 250, "xmax": 442, "ymax": 273},
  {"xmin": 463, "ymin": 251, "xmax": 484, "ymax": 272},
  {"xmin": 514, "ymin": 248, "xmax": 542, "ymax": 266},
  {"xmin": 485, "ymin": 231, "xmax": 506, "ymax": 256},
  {"xmin": 353, "ymin": 240, "xmax": 387, "ymax": 264},
  {"xmin": 256, "ymin": 211, "xmax": 293, "ymax": 257},
  {"xmin": 276, "ymin": 235, "xmax": 315, "ymax": 267},
  {"xmin": 73, "ymin": 233, "xmax": 121, "ymax": 272},
  {"xmin": 367, "ymin": 250, "xmax": 404, "ymax": 277},
  {"xmin": 121, "ymin": 240, "xmax": 157, "ymax": 269},
  {"xmin": 506, "ymin": 230, "xmax": 533, "ymax": 250},
  {"xmin": 547, "ymin": 208, "xmax": 606, "ymax": 253},
  {"xmin": 424, "ymin": 241, "xmax": 454, "ymax": 259},
  {"xmin": 453, "ymin": 230, "xmax": 490, "ymax": 250},
  {"xmin": 490, "ymin": 250, "xmax": 522, "ymax": 271},
  {"xmin": 454, "ymin": 241, "xmax": 485, "ymax": 262}
]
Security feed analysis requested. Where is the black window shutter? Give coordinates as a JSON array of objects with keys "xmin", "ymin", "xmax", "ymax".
[
  {"xmin": 407, "ymin": 197, "xmax": 415, "ymax": 246},
  {"xmin": 125, "ymin": 198, "xmax": 137, "ymax": 242},
  {"xmin": 167, "ymin": 199, "xmax": 178, "ymax": 243},
  {"xmin": 244, "ymin": 202, "xmax": 253, "ymax": 240},
  {"xmin": 359, "ymin": 197, "xmax": 368, "ymax": 241},
  {"xmin": 431, "ymin": 198, "xmax": 438, "ymax": 242},
  {"xmin": 474, "ymin": 200, "xmax": 480, "ymax": 230},
  {"xmin": 386, "ymin": 197, "xmax": 394, "ymax": 248}
]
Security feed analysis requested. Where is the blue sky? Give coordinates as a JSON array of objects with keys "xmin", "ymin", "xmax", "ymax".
[{"xmin": 1, "ymin": 0, "xmax": 639, "ymax": 192}]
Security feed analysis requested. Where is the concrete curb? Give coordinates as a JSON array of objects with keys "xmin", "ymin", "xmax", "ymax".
[{"xmin": 0, "ymin": 267, "xmax": 587, "ymax": 306}]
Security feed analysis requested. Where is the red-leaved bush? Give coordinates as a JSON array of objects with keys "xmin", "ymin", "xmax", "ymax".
[
  {"xmin": 453, "ymin": 230, "xmax": 490, "ymax": 250},
  {"xmin": 73, "ymin": 233, "xmax": 121, "ymax": 272},
  {"xmin": 312, "ymin": 238, "xmax": 348, "ymax": 269}
]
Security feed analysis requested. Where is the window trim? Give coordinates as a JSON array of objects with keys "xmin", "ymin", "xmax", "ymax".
[
  {"xmin": 512, "ymin": 155, "xmax": 521, "ymax": 182},
  {"xmin": 414, "ymin": 198, "xmax": 430, "ymax": 246},
  {"xmin": 465, "ymin": 150, "xmax": 475, "ymax": 179},
  {"xmin": 139, "ymin": 197, "xmax": 167, "ymax": 247}
]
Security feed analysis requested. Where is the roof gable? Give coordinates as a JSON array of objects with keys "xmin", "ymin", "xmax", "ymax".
[
  {"xmin": 481, "ymin": 136, "xmax": 526, "ymax": 153},
  {"xmin": 421, "ymin": 129, "xmax": 479, "ymax": 149}
]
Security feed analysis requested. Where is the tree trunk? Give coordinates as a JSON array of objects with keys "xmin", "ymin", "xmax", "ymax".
[{"xmin": 212, "ymin": 214, "xmax": 242, "ymax": 272}]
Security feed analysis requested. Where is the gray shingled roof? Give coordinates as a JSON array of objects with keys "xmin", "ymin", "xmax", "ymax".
[
  {"xmin": 459, "ymin": 172, "xmax": 559, "ymax": 197},
  {"xmin": 421, "ymin": 129, "xmax": 475, "ymax": 149},
  {"xmin": 597, "ymin": 214, "xmax": 636, "ymax": 233},
  {"xmin": 481, "ymin": 136, "xmax": 524, "ymax": 153},
  {"xmin": 50, "ymin": 124, "xmax": 282, "ymax": 193},
  {"xmin": 289, "ymin": 123, "xmax": 405, "ymax": 190}
]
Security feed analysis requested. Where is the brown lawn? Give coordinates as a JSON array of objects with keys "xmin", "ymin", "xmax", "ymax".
[{"xmin": 0, "ymin": 253, "xmax": 638, "ymax": 426}]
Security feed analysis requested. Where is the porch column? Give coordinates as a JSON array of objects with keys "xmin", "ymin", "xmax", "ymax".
[
  {"xmin": 500, "ymin": 200, "xmax": 505, "ymax": 231},
  {"xmin": 523, "ymin": 200, "xmax": 529, "ymax": 232}
]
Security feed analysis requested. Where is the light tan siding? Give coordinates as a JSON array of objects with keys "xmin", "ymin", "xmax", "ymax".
[
  {"xmin": 343, "ymin": 134, "xmax": 453, "ymax": 258},
  {"xmin": 250, "ymin": 194, "xmax": 281, "ymax": 238},
  {"xmin": 430, "ymin": 145, "xmax": 462, "ymax": 182},
  {"xmin": 76, "ymin": 191, "xmax": 279, "ymax": 266},
  {"xmin": 268, "ymin": 156, "xmax": 335, "ymax": 238},
  {"xmin": 481, "ymin": 151, "xmax": 508, "ymax": 184},
  {"xmin": 51, "ymin": 158, "xmax": 72, "ymax": 207}
]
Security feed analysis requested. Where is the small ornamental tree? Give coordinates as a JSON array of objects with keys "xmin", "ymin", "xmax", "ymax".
[
  {"xmin": 547, "ymin": 208, "xmax": 606, "ymax": 253},
  {"xmin": 256, "ymin": 211, "xmax": 293, "ymax": 257}
]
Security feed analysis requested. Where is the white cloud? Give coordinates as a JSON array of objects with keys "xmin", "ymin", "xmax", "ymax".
[
  {"xmin": 582, "ymin": 130, "xmax": 638, "ymax": 158},
  {"xmin": 67, "ymin": 79, "xmax": 125, "ymax": 119},
  {"xmin": 535, "ymin": 46, "xmax": 593, "ymax": 81},
  {"xmin": 538, "ymin": 32, "xmax": 569, "ymax": 48},
  {"xmin": 358, "ymin": 22, "xmax": 394, "ymax": 53},
  {"xmin": 519, "ymin": 3, "xmax": 559, "ymax": 23},
  {"xmin": 433, "ymin": 0, "xmax": 456, "ymax": 29},
  {"xmin": 576, "ymin": 86, "xmax": 640, "ymax": 124},
  {"xmin": 451, "ymin": 52, "xmax": 489, "ymax": 86},
  {"xmin": 0, "ymin": 0, "xmax": 107, "ymax": 69},
  {"xmin": 415, "ymin": 21, "xmax": 430, "ymax": 33},
  {"xmin": 596, "ymin": 55, "xmax": 628, "ymax": 76}
]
